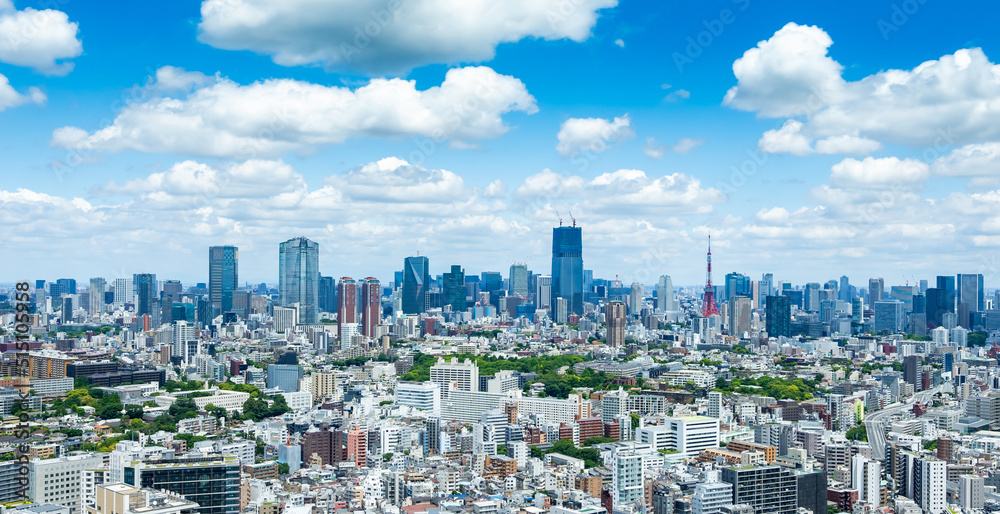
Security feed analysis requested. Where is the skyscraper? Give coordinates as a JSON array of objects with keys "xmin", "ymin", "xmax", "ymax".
[
  {"xmin": 113, "ymin": 277, "xmax": 133, "ymax": 305},
  {"xmin": 729, "ymin": 296, "xmax": 752, "ymax": 336},
  {"xmin": 629, "ymin": 282, "xmax": 643, "ymax": 315},
  {"xmin": 765, "ymin": 295, "xmax": 791, "ymax": 338},
  {"xmin": 318, "ymin": 275, "xmax": 336, "ymax": 313},
  {"xmin": 361, "ymin": 277, "xmax": 381, "ymax": 338},
  {"xmin": 869, "ymin": 278, "xmax": 884, "ymax": 303},
  {"xmin": 279, "ymin": 237, "xmax": 320, "ymax": 324},
  {"xmin": 338, "ymin": 277, "xmax": 357, "ymax": 337},
  {"xmin": 508, "ymin": 264, "xmax": 529, "ymax": 297},
  {"xmin": 443, "ymin": 265, "xmax": 466, "ymax": 312},
  {"xmin": 839, "ymin": 275, "xmax": 851, "ymax": 302},
  {"xmin": 657, "ymin": 275, "xmax": 676, "ymax": 312},
  {"xmin": 402, "ymin": 256, "xmax": 430, "ymax": 314},
  {"xmin": 535, "ymin": 275, "xmax": 552, "ymax": 309},
  {"xmin": 209, "ymin": 245, "xmax": 238, "ymax": 315},
  {"xmin": 957, "ymin": 273, "xmax": 984, "ymax": 327},
  {"xmin": 133, "ymin": 273, "xmax": 158, "ymax": 324},
  {"xmin": 88, "ymin": 277, "xmax": 105, "ymax": 317},
  {"xmin": 551, "ymin": 224, "xmax": 584, "ymax": 315},
  {"xmin": 606, "ymin": 301, "xmax": 627, "ymax": 347}
]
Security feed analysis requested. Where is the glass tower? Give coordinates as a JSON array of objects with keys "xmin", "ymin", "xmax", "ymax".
[
  {"xmin": 551, "ymin": 225, "xmax": 583, "ymax": 315},
  {"xmin": 402, "ymin": 256, "xmax": 429, "ymax": 314},
  {"xmin": 133, "ymin": 273, "xmax": 158, "ymax": 324},
  {"xmin": 443, "ymin": 265, "xmax": 466, "ymax": 312},
  {"xmin": 279, "ymin": 237, "xmax": 320, "ymax": 324},
  {"xmin": 209, "ymin": 246, "xmax": 238, "ymax": 315}
]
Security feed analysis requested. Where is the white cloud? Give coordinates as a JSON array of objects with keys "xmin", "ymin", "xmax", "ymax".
[
  {"xmin": 325, "ymin": 157, "xmax": 469, "ymax": 203},
  {"xmin": 555, "ymin": 114, "xmax": 634, "ymax": 157},
  {"xmin": 672, "ymin": 137, "xmax": 705, "ymax": 154},
  {"xmin": 614, "ymin": 39, "xmax": 625, "ymax": 48},
  {"xmin": 93, "ymin": 160, "xmax": 306, "ymax": 201},
  {"xmin": 153, "ymin": 66, "xmax": 214, "ymax": 92},
  {"xmin": 728, "ymin": 23, "xmax": 1000, "ymax": 154},
  {"xmin": 664, "ymin": 89, "xmax": 690, "ymax": 103},
  {"xmin": 829, "ymin": 157, "xmax": 929, "ymax": 189},
  {"xmin": 643, "ymin": 137, "xmax": 665, "ymax": 159},
  {"xmin": 932, "ymin": 142, "xmax": 1000, "ymax": 176},
  {"xmin": 0, "ymin": 73, "xmax": 45, "ymax": 111},
  {"xmin": 50, "ymin": 66, "xmax": 538, "ymax": 158},
  {"xmin": 758, "ymin": 120, "xmax": 812, "ymax": 156},
  {"xmin": 198, "ymin": 0, "xmax": 618, "ymax": 74},
  {"xmin": 0, "ymin": 2, "xmax": 82, "ymax": 75}
]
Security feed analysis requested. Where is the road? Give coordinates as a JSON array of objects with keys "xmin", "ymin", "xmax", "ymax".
[{"xmin": 864, "ymin": 385, "xmax": 944, "ymax": 460}]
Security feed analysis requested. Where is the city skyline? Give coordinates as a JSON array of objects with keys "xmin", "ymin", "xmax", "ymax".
[{"xmin": 3, "ymin": 2, "xmax": 1000, "ymax": 285}]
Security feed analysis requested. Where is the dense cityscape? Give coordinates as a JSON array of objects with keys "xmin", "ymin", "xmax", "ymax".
[{"xmin": 1, "ymin": 225, "xmax": 998, "ymax": 514}]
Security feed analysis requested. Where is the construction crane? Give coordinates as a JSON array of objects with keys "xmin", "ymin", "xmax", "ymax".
[
  {"xmin": 568, "ymin": 211, "xmax": 576, "ymax": 227},
  {"xmin": 555, "ymin": 211, "xmax": 562, "ymax": 227}
]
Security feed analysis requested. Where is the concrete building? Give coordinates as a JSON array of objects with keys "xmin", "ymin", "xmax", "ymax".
[{"xmin": 637, "ymin": 416, "xmax": 719, "ymax": 457}]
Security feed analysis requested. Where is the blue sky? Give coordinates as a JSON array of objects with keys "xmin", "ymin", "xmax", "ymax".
[{"xmin": 3, "ymin": 0, "xmax": 1000, "ymax": 290}]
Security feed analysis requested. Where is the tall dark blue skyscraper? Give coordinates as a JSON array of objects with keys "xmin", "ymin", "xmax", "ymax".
[
  {"xmin": 318, "ymin": 275, "xmax": 336, "ymax": 313},
  {"xmin": 209, "ymin": 246, "xmax": 238, "ymax": 315},
  {"xmin": 279, "ymin": 237, "xmax": 320, "ymax": 324},
  {"xmin": 402, "ymin": 256, "xmax": 429, "ymax": 314},
  {"xmin": 442, "ymin": 265, "xmax": 466, "ymax": 312},
  {"xmin": 551, "ymin": 225, "xmax": 583, "ymax": 315},
  {"xmin": 133, "ymin": 273, "xmax": 158, "ymax": 324}
]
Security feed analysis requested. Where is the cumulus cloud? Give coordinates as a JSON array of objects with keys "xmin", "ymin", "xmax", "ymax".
[
  {"xmin": 50, "ymin": 66, "xmax": 538, "ymax": 158},
  {"xmin": 672, "ymin": 137, "xmax": 705, "ymax": 154},
  {"xmin": 0, "ymin": 73, "xmax": 45, "ymax": 111},
  {"xmin": 555, "ymin": 115, "xmax": 634, "ymax": 157},
  {"xmin": 727, "ymin": 23, "xmax": 1000, "ymax": 154},
  {"xmin": 932, "ymin": 142, "xmax": 1000, "ymax": 176},
  {"xmin": 643, "ymin": 137, "xmax": 665, "ymax": 159},
  {"xmin": 198, "ymin": 0, "xmax": 617, "ymax": 74},
  {"xmin": 829, "ymin": 157, "xmax": 929, "ymax": 189},
  {"xmin": 325, "ymin": 157, "xmax": 470, "ymax": 203},
  {"xmin": 0, "ymin": 1, "xmax": 82, "ymax": 75}
]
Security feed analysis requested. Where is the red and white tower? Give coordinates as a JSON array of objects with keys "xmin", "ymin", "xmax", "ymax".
[{"xmin": 701, "ymin": 234, "xmax": 720, "ymax": 317}]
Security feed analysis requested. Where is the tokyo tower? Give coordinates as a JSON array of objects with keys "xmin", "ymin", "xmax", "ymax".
[{"xmin": 701, "ymin": 234, "xmax": 720, "ymax": 317}]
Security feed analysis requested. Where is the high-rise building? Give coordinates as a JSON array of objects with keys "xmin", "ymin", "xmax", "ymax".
[
  {"xmin": 318, "ymin": 275, "xmax": 336, "ymax": 313},
  {"xmin": 721, "ymin": 465, "xmax": 797, "ymax": 514},
  {"xmin": 839, "ymin": 275, "xmax": 851, "ymax": 302},
  {"xmin": 443, "ymin": 265, "xmax": 466, "ymax": 312},
  {"xmin": 347, "ymin": 427, "xmax": 367, "ymax": 467},
  {"xmin": 629, "ymin": 282, "xmax": 643, "ymax": 315},
  {"xmin": 88, "ymin": 277, "xmax": 105, "ymax": 317},
  {"xmin": 692, "ymin": 482, "xmax": 734, "ymax": 514},
  {"xmin": 657, "ymin": 275, "xmax": 676, "ymax": 312},
  {"xmin": 765, "ymin": 295, "xmax": 791, "ymax": 338},
  {"xmin": 397, "ymin": 381, "xmax": 441, "ymax": 416},
  {"xmin": 267, "ymin": 364, "xmax": 303, "ymax": 392},
  {"xmin": 279, "ymin": 237, "xmax": 320, "ymax": 324},
  {"xmin": 637, "ymin": 416, "xmax": 719, "ymax": 457},
  {"xmin": 606, "ymin": 301, "xmax": 627, "ymax": 347},
  {"xmin": 29, "ymin": 453, "xmax": 105, "ymax": 514},
  {"xmin": 725, "ymin": 273, "xmax": 752, "ymax": 303},
  {"xmin": 508, "ymin": 264, "xmax": 529, "ymax": 298},
  {"xmin": 612, "ymin": 452, "xmax": 644, "ymax": 507},
  {"xmin": 729, "ymin": 296, "xmax": 752, "ymax": 336},
  {"xmin": 430, "ymin": 358, "xmax": 479, "ymax": 394},
  {"xmin": 338, "ymin": 277, "xmax": 357, "ymax": 337},
  {"xmin": 957, "ymin": 273, "xmax": 984, "ymax": 327},
  {"xmin": 904, "ymin": 355, "xmax": 921, "ymax": 388},
  {"xmin": 209, "ymin": 246, "xmax": 238, "ymax": 315},
  {"xmin": 852, "ymin": 455, "xmax": 880, "ymax": 505},
  {"xmin": 869, "ymin": 278, "xmax": 884, "ymax": 303},
  {"xmin": 480, "ymin": 271, "xmax": 503, "ymax": 307},
  {"xmin": 536, "ymin": 275, "xmax": 552, "ymax": 309},
  {"xmin": 113, "ymin": 277, "xmax": 133, "ymax": 305},
  {"xmin": 874, "ymin": 300, "xmax": 904, "ymax": 333},
  {"xmin": 906, "ymin": 453, "xmax": 946, "ymax": 514},
  {"xmin": 708, "ymin": 391, "xmax": 723, "ymax": 419},
  {"xmin": 402, "ymin": 256, "xmax": 430, "ymax": 314},
  {"xmin": 551, "ymin": 225, "xmax": 584, "ymax": 315},
  {"xmin": 361, "ymin": 277, "xmax": 380, "ymax": 338},
  {"xmin": 133, "ymin": 273, "xmax": 158, "ymax": 325},
  {"xmin": 959, "ymin": 475, "xmax": 985, "ymax": 511}
]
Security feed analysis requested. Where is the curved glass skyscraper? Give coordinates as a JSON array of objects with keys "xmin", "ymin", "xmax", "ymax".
[
  {"xmin": 279, "ymin": 237, "xmax": 319, "ymax": 324},
  {"xmin": 551, "ymin": 225, "xmax": 583, "ymax": 315}
]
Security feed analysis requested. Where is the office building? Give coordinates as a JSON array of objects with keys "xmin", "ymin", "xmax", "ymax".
[
  {"xmin": 0, "ymin": 461, "xmax": 25, "ymax": 503},
  {"xmin": 113, "ymin": 277, "xmax": 133, "ymax": 305},
  {"xmin": 267, "ymin": 364, "xmax": 303, "ymax": 392},
  {"xmin": 508, "ymin": 264, "xmax": 529, "ymax": 298},
  {"xmin": 278, "ymin": 237, "xmax": 320, "ymax": 325},
  {"xmin": 873, "ymin": 300, "xmax": 904, "ymax": 333},
  {"xmin": 88, "ymin": 277, "xmax": 105, "ymax": 317},
  {"xmin": 869, "ymin": 278, "xmax": 884, "ymax": 303},
  {"xmin": 536, "ymin": 275, "xmax": 552, "ymax": 309},
  {"xmin": 318, "ymin": 276, "xmax": 336, "ymax": 313},
  {"xmin": 637, "ymin": 416, "xmax": 719, "ymax": 457},
  {"xmin": 430, "ymin": 358, "xmax": 479, "ymax": 394},
  {"xmin": 657, "ymin": 275, "xmax": 676, "ymax": 312},
  {"xmin": 134, "ymin": 273, "xmax": 158, "ymax": 325},
  {"xmin": 124, "ymin": 454, "xmax": 240, "ymax": 514},
  {"xmin": 612, "ymin": 452, "xmax": 644, "ymax": 508},
  {"xmin": 959, "ymin": 475, "xmax": 984, "ymax": 511},
  {"xmin": 708, "ymin": 391, "xmax": 723, "ymax": 419},
  {"xmin": 208, "ymin": 246, "xmax": 238, "ymax": 315},
  {"xmin": 692, "ymin": 482, "xmax": 733, "ymax": 514},
  {"xmin": 765, "ymin": 295, "xmax": 791, "ymax": 338},
  {"xmin": 606, "ymin": 301, "xmax": 627, "ymax": 347},
  {"xmin": 443, "ymin": 266, "xmax": 466, "ymax": 312},
  {"xmin": 729, "ymin": 296, "xmax": 751, "ymax": 336},
  {"xmin": 402, "ymin": 256, "xmax": 430, "ymax": 314},
  {"xmin": 28, "ymin": 453, "xmax": 105, "ymax": 514},
  {"xmin": 957, "ymin": 273, "xmax": 984, "ymax": 327},
  {"xmin": 551, "ymin": 225, "xmax": 584, "ymax": 315},
  {"xmin": 721, "ymin": 465, "xmax": 797, "ymax": 514},
  {"xmin": 397, "ymin": 381, "xmax": 441, "ymax": 416}
]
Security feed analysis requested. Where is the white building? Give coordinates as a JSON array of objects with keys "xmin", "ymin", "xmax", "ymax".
[
  {"xmin": 692, "ymin": 482, "xmax": 733, "ymax": 514},
  {"xmin": 273, "ymin": 306, "xmax": 297, "ymax": 333},
  {"xmin": 852, "ymin": 455, "xmax": 880, "ymax": 505},
  {"xmin": 279, "ymin": 391, "xmax": 313, "ymax": 411},
  {"xmin": 430, "ymin": 358, "xmax": 479, "ymax": 395},
  {"xmin": 708, "ymin": 391, "xmax": 723, "ymax": 419},
  {"xmin": 500, "ymin": 394, "xmax": 590, "ymax": 425},
  {"xmin": 509, "ymin": 441, "xmax": 529, "ymax": 470},
  {"xmin": 637, "ymin": 416, "xmax": 719, "ymax": 457},
  {"xmin": 396, "ymin": 381, "xmax": 441, "ymax": 416},
  {"xmin": 959, "ymin": 474, "xmax": 984, "ymax": 510},
  {"xmin": 28, "ymin": 453, "xmax": 105, "ymax": 514},
  {"xmin": 612, "ymin": 452, "xmax": 644, "ymax": 507}
]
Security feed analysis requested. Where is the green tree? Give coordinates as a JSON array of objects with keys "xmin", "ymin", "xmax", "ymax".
[{"xmin": 277, "ymin": 462, "xmax": 290, "ymax": 474}]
